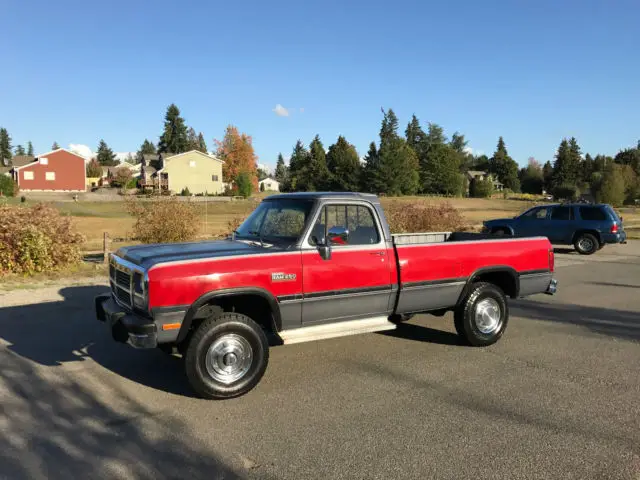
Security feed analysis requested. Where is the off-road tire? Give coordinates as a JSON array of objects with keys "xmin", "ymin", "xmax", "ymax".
[
  {"xmin": 574, "ymin": 233, "xmax": 598, "ymax": 255},
  {"xmin": 454, "ymin": 282, "xmax": 509, "ymax": 347},
  {"xmin": 185, "ymin": 312, "xmax": 269, "ymax": 400}
]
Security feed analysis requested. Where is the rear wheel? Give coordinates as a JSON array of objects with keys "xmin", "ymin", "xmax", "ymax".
[
  {"xmin": 454, "ymin": 282, "xmax": 509, "ymax": 346},
  {"xmin": 185, "ymin": 313, "xmax": 269, "ymax": 399},
  {"xmin": 492, "ymin": 228, "xmax": 509, "ymax": 237},
  {"xmin": 574, "ymin": 233, "xmax": 598, "ymax": 255}
]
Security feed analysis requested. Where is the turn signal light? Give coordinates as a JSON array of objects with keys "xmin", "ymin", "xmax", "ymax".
[{"xmin": 611, "ymin": 223, "xmax": 618, "ymax": 233}]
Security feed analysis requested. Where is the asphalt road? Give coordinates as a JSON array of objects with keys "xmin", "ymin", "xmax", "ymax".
[{"xmin": 0, "ymin": 243, "xmax": 639, "ymax": 479}]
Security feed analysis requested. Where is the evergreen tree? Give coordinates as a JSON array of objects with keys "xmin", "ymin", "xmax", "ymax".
[
  {"xmin": 274, "ymin": 153, "xmax": 287, "ymax": 184},
  {"xmin": 136, "ymin": 139, "xmax": 156, "ymax": 163},
  {"xmin": 489, "ymin": 137, "xmax": 520, "ymax": 192},
  {"xmin": 52, "ymin": 142, "xmax": 60, "ymax": 150},
  {"xmin": 197, "ymin": 132, "xmax": 208, "ymax": 153},
  {"xmin": 405, "ymin": 115, "xmax": 427, "ymax": 154},
  {"xmin": 418, "ymin": 122, "xmax": 463, "ymax": 195},
  {"xmin": 542, "ymin": 161, "xmax": 554, "ymax": 192},
  {"xmin": 581, "ymin": 153, "xmax": 595, "ymax": 184},
  {"xmin": 593, "ymin": 154, "xmax": 612, "ymax": 173},
  {"xmin": 186, "ymin": 127, "xmax": 199, "ymax": 151},
  {"xmin": 0, "ymin": 128, "xmax": 13, "ymax": 162},
  {"xmin": 326, "ymin": 136, "xmax": 361, "ymax": 192},
  {"xmin": 308, "ymin": 135, "xmax": 330, "ymax": 191},
  {"xmin": 449, "ymin": 132, "xmax": 468, "ymax": 154},
  {"xmin": 373, "ymin": 109, "xmax": 419, "ymax": 195},
  {"xmin": 284, "ymin": 141, "xmax": 310, "ymax": 192},
  {"xmin": 614, "ymin": 146, "xmax": 640, "ymax": 175},
  {"xmin": 27, "ymin": 141, "xmax": 34, "ymax": 156},
  {"xmin": 361, "ymin": 142, "xmax": 383, "ymax": 193},
  {"xmin": 14, "ymin": 145, "xmax": 26, "ymax": 156},
  {"xmin": 158, "ymin": 104, "xmax": 188, "ymax": 154},
  {"xmin": 96, "ymin": 139, "xmax": 118, "ymax": 166}
]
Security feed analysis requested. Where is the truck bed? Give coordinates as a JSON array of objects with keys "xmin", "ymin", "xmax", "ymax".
[{"xmin": 392, "ymin": 233, "xmax": 553, "ymax": 315}]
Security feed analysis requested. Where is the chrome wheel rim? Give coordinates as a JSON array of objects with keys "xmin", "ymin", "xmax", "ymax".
[
  {"xmin": 474, "ymin": 298, "xmax": 501, "ymax": 334},
  {"xmin": 579, "ymin": 237, "xmax": 594, "ymax": 252},
  {"xmin": 205, "ymin": 334, "xmax": 253, "ymax": 384}
]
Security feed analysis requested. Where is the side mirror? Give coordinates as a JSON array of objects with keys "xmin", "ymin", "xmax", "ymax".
[
  {"xmin": 327, "ymin": 226, "xmax": 349, "ymax": 244},
  {"xmin": 317, "ymin": 241, "xmax": 331, "ymax": 261}
]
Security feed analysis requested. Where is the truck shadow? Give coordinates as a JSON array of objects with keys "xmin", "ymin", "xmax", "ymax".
[
  {"xmin": 0, "ymin": 285, "xmax": 194, "ymax": 398},
  {"xmin": 511, "ymin": 299, "xmax": 640, "ymax": 342},
  {"xmin": 379, "ymin": 322, "xmax": 462, "ymax": 346},
  {"xmin": 0, "ymin": 289, "xmax": 249, "ymax": 478}
]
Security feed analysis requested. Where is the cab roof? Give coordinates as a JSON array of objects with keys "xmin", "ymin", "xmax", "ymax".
[{"xmin": 264, "ymin": 192, "xmax": 380, "ymax": 203}]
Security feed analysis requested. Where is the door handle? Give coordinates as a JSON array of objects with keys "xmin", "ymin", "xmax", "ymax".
[{"xmin": 370, "ymin": 251, "xmax": 385, "ymax": 256}]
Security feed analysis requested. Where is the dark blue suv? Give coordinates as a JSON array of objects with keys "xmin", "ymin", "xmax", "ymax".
[{"xmin": 482, "ymin": 203, "xmax": 627, "ymax": 255}]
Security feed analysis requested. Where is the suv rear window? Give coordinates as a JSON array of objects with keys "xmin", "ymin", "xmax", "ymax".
[
  {"xmin": 551, "ymin": 206, "xmax": 573, "ymax": 220},
  {"xmin": 579, "ymin": 206, "xmax": 608, "ymax": 221}
]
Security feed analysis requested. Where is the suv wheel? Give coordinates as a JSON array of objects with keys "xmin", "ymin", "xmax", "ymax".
[
  {"xmin": 185, "ymin": 313, "xmax": 269, "ymax": 399},
  {"xmin": 492, "ymin": 228, "xmax": 508, "ymax": 236},
  {"xmin": 454, "ymin": 282, "xmax": 509, "ymax": 346},
  {"xmin": 574, "ymin": 233, "xmax": 598, "ymax": 255}
]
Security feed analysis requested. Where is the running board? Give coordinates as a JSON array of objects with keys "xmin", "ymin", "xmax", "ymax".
[{"xmin": 279, "ymin": 316, "xmax": 397, "ymax": 345}]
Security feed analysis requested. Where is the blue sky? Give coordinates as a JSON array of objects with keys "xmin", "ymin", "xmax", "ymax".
[{"xmin": 2, "ymin": 0, "xmax": 639, "ymax": 168}]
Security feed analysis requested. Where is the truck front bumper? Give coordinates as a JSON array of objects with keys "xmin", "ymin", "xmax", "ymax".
[{"xmin": 95, "ymin": 294, "xmax": 158, "ymax": 349}]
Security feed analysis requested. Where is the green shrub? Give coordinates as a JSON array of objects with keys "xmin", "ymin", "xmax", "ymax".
[
  {"xmin": 0, "ymin": 204, "xmax": 85, "ymax": 275},
  {"xmin": 552, "ymin": 184, "xmax": 579, "ymax": 201},
  {"xmin": 126, "ymin": 197, "xmax": 199, "ymax": 244},
  {"xmin": 469, "ymin": 177, "xmax": 494, "ymax": 198},
  {"xmin": 236, "ymin": 172, "xmax": 253, "ymax": 198},
  {"xmin": 181, "ymin": 187, "xmax": 191, "ymax": 196},
  {"xmin": 0, "ymin": 175, "xmax": 18, "ymax": 197}
]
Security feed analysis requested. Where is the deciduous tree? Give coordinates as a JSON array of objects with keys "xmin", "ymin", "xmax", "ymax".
[
  {"xmin": 215, "ymin": 125, "xmax": 259, "ymax": 193},
  {"xmin": 86, "ymin": 158, "xmax": 102, "ymax": 177}
]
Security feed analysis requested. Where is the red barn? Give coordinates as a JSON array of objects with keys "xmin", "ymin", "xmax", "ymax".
[{"xmin": 13, "ymin": 148, "xmax": 86, "ymax": 192}]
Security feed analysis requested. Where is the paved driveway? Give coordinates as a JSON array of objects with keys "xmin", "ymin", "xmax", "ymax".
[{"xmin": 0, "ymin": 243, "xmax": 639, "ymax": 479}]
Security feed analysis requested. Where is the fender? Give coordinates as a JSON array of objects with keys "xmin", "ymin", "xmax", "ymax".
[
  {"xmin": 177, "ymin": 287, "xmax": 282, "ymax": 342},
  {"xmin": 455, "ymin": 266, "xmax": 520, "ymax": 306}
]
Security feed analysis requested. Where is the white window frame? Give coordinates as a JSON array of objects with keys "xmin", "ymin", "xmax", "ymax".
[
  {"xmin": 45, "ymin": 171, "xmax": 56, "ymax": 181},
  {"xmin": 189, "ymin": 160, "xmax": 196, "ymax": 168},
  {"xmin": 24, "ymin": 171, "xmax": 34, "ymax": 180},
  {"xmin": 40, "ymin": 157, "xmax": 49, "ymax": 165}
]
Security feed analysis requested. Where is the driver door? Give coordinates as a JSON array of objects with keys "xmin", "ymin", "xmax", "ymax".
[
  {"xmin": 517, "ymin": 206, "xmax": 551, "ymax": 237},
  {"xmin": 301, "ymin": 203, "xmax": 393, "ymax": 325}
]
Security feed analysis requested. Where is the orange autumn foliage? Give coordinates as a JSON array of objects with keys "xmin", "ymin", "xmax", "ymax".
[{"xmin": 215, "ymin": 125, "xmax": 259, "ymax": 193}]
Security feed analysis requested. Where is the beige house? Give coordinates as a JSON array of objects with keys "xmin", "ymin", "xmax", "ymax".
[{"xmin": 154, "ymin": 150, "xmax": 225, "ymax": 194}]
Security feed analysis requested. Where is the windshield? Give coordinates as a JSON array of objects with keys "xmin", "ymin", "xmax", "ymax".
[{"xmin": 234, "ymin": 199, "xmax": 314, "ymax": 246}]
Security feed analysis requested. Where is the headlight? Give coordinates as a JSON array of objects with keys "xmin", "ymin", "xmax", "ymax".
[{"xmin": 132, "ymin": 271, "xmax": 148, "ymax": 311}]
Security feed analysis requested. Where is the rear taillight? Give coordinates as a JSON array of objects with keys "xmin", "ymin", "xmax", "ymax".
[
  {"xmin": 611, "ymin": 223, "xmax": 618, "ymax": 233},
  {"xmin": 549, "ymin": 248, "xmax": 555, "ymax": 272}
]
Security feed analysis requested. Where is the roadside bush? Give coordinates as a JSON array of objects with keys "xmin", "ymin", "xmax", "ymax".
[
  {"xmin": 0, "ymin": 175, "xmax": 18, "ymax": 197},
  {"xmin": 552, "ymin": 184, "xmax": 579, "ymax": 201},
  {"xmin": 126, "ymin": 197, "xmax": 199, "ymax": 244},
  {"xmin": 0, "ymin": 204, "xmax": 85, "ymax": 275},
  {"xmin": 469, "ymin": 177, "xmax": 494, "ymax": 198},
  {"xmin": 384, "ymin": 200, "xmax": 469, "ymax": 233}
]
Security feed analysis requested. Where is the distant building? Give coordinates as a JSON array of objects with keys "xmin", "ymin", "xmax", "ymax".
[
  {"xmin": 11, "ymin": 149, "xmax": 86, "ymax": 192},
  {"xmin": 151, "ymin": 150, "xmax": 225, "ymax": 194},
  {"xmin": 465, "ymin": 170, "xmax": 503, "ymax": 193},
  {"xmin": 259, "ymin": 177, "xmax": 280, "ymax": 192}
]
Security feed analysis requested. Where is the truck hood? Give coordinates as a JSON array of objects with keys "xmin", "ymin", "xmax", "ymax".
[{"xmin": 116, "ymin": 239, "xmax": 281, "ymax": 270}]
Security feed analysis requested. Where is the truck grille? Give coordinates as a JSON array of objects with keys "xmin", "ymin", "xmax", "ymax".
[{"xmin": 109, "ymin": 255, "xmax": 137, "ymax": 309}]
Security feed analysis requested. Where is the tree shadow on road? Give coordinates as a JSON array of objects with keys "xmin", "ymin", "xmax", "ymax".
[
  {"xmin": 0, "ymin": 289, "xmax": 248, "ymax": 479},
  {"xmin": 0, "ymin": 286, "xmax": 194, "ymax": 398},
  {"xmin": 511, "ymin": 299, "xmax": 640, "ymax": 342}
]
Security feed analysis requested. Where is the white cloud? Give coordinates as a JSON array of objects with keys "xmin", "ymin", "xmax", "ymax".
[
  {"xmin": 115, "ymin": 152, "xmax": 136, "ymax": 163},
  {"xmin": 69, "ymin": 143, "xmax": 93, "ymax": 159},
  {"xmin": 273, "ymin": 104, "xmax": 290, "ymax": 117}
]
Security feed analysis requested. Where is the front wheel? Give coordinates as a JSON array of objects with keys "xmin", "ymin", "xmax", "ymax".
[
  {"xmin": 454, "ymin": 282, "xmax": 509, "ymax": 346},
  {"xmin": 185, "ymin": 313, "xmax": 269, "ymax": 399},
  {"xmin": 574, "ymin": 233, "xmax": 598, "ymax": 255}
]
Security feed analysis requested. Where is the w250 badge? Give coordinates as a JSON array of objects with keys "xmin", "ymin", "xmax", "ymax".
[{"xmin": 271, "ymin": 272, "xmax": 296, "ymax": 282}]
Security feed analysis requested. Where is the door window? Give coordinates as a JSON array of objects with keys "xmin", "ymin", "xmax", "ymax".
[
  {"xmin": 522, "ymin": 207, "xmax": 550, "ymax": 220},
  {"xmin": 550, "ymin": 206, "xmax": 573, "ymax": 220},
  {"xmin": 309, "ymin": 205, "xmax": 380, "ymax": 246}
]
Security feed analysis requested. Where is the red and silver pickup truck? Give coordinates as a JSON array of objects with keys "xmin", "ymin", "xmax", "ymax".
[{"xmin": 96, "ymin": 192, "xmax": 557, "ymax": 399}]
